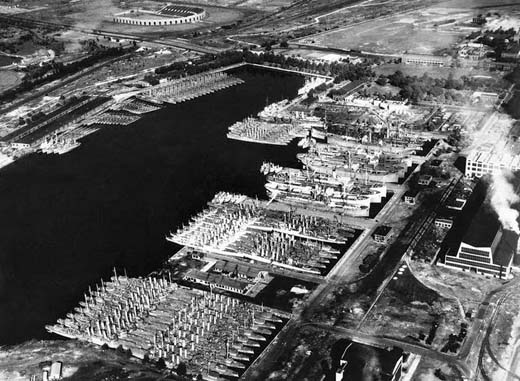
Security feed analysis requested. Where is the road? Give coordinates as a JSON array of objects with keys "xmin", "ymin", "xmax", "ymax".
[
  {"xmin": 472, "ymin": 279, "xmax": 520, "ymax": 381},
  {"xmin": 311, "ymin": 323, "xmax": 471, "ymax": 374}
]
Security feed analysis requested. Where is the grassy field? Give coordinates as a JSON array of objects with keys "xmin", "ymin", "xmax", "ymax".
[
  {"xmin": 374, "ymin": 63, "xmax": 503, "ymax": 80},
  {"xmin": 0, "ymin": 70, "xmax": 23, "ymax": 93},
  {"xmin": 307, "ymin": 4, "xmax": 471, "ymax": 55}
]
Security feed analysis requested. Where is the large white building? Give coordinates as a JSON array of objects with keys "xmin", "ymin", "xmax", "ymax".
[{"xmin": 465, "ymin": 142, "xmax": 520, "ymax": 178}]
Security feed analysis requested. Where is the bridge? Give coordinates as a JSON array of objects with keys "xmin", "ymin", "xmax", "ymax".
[{"xmin": 247, "ymin": 63, "xmax": 333, "ymax": 79}]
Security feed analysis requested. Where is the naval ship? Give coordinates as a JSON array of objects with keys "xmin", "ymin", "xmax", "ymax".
[{"xmin": 260, "ymin": 162, "xmax": 387, "ymax": 216}]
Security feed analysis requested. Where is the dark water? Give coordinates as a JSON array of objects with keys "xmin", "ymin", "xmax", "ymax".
[
  {"xmin": 0, "ymin": 55, "xmax": 20, "ymax": 67},
  {"xmin": 0, "ymin": 68, "xmax": 305, "ymax": 345}
]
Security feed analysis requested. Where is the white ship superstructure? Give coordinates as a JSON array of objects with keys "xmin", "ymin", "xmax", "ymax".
[{"xmin": 260, "ymin": 162, "xmax": 387, "ymax": 214}]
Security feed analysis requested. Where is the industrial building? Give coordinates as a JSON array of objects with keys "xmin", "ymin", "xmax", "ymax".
[
  {"xmin": 443, "ymin": 205, "xmax": 517, "ymax": 278},
  {"xmin": 435, "ymin": 217, "xmax": 453, "ymax": 229},
  {"xmin": 184, "ymin": 269, "xmax": 250, "ymax": 294},
  {"xmin": 418, "ymin": 174, "xmax": 433, "ymax": 186},
  {"xmin": 404, "ymin": 189, "xmax": 419, "ymax": 205},
  {"xmin": 373, "ymin": 225, "xmax": 392, "ymax": 244},
  {"xmin": 465, "ymin": 143, "xmax": 520, "ymax": 178}
]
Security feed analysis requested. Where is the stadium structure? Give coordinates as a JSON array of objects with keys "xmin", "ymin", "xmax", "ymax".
[{"xmin": 112, "ymin": 4, "xmax": 206, "ymax": 26}]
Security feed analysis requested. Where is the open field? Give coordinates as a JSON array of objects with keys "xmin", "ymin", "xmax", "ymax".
[
  {"xmin": 410, "ymin": 260, "xmax": 503, "ymax": 314},
  {"xmin": 187, "ymin": 0, "xmax": 294, "ymax": 11},
  {"xmin": 413, "ymin": 356, "xmax": 463, "ymax": 381},
  {"xmin": 306, "ymin": 6, "xmax": 471, "ymax": 55},
  {"xmin": 299, "ymin": 0, "xmax": 520, "ymax": 55},
  {"xmin": 0, "ymin": 70, "xmax": 23, "ymax": 93}
]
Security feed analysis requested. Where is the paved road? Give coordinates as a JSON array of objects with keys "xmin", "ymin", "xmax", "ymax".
[{"xmin": 311, "ymin": 323, "xmax": 471, "ymax": 375}]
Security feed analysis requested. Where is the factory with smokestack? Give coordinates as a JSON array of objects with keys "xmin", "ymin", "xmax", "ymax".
[{"xmin": 443, "ymin": 204, "xmax": 518, "ymax": 279}]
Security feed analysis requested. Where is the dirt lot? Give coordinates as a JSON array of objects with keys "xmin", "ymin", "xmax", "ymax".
[
  {"xmin": 0, "ymin": 340, "xmax": 165, "ymax": 380},
  {"xmin": 412, "ymin": 356, "xmax": 463, "ymax": 381},
  {"xmin": 361, "ymin": 265, "xmax": 464, "ymax": 352},
  {"xmin": 410, "ymin": 260, "xmax": 503, "ymax": 315}
]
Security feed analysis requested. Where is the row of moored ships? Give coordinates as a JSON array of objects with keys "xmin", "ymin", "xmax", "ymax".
[{"xmin": 261, "ymin": 162, "xmax": 388, "ymax": 217}]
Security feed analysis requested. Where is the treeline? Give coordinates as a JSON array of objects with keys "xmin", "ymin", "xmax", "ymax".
[
  {"xmin": 378, "ymin": 70, "xmax": 504, "ymax": 103},
  {"xmin": 0, "ymin": 45, "xmax": 134, "ymax": 104},
  {"xmin": 154, "ymin": 49, "xmax": 375, "ymax": 82},
  {"xmin": 477, "ymin": 27, "xmax": 518, "ymax": 59}
]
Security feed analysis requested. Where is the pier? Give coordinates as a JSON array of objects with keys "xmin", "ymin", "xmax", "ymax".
[
  {"xmin": 87, "ymin": 111, "xmax": 141, "ymax": 126},
  {"xmin": 140, "ymin": 72, "xmax": 244, "ymax": 105},
  {"xmin": 227, "ymin": 117, "xmax": 307, "ymax": 146},
  {"xmin": 167, "ymin": 192, "xmax": 358, "ymax": 276},
  {"xmin": 47, "ymin": 275, "xmax": 287, "ymax": 379}
]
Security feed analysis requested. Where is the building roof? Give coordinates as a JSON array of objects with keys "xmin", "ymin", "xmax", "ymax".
[
  {"xmin": 402, "ymin": 53, "xmax": 451, "ymax": 62},
  {"xmin": 215, "ymin": 261, "xmax": 260, "ymax": 279},
  {"xmin": 185, "ymin": 270, "xmax": 249, "ymax": 291},
  {"xmin": 493, "ymin": 229, "xmax": 518, "ymax": 266},
  {"xmin": 462, "ymin": 205, "xmax": 500, "ymax": 248},
  {"xmin": 404, "ymin": 189, "xmax": 419, "ymax": 197},
  {"xmin": 374, "ymin": 225, "xmax": 392, "ymax": 237}
]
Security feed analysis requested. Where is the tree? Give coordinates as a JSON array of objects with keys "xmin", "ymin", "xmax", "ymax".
[
  {"xmin": 375, "ymin": 75, "xmax": 388, "ymax": 86},
  {"xmin": 156, "ymin": 358, "xmax": 166, "ymax": 369},
  {"xmin": 176, "ymin": 362, "xmax": 187, "ymax": 376}
]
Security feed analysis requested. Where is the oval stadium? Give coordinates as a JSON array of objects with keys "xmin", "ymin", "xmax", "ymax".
[{"xmin": 112, "ymin": 4, "xmax": 206, "ymax": 26}]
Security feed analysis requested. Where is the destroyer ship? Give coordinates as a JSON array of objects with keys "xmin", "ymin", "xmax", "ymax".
[{"xmin": 297, "ymin": 143, "xmax": 412, "ymax": 183}]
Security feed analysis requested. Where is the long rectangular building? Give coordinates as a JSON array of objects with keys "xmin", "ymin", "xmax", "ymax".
[{"xmin": 402, "ymin": 53, "xmax": 452, "ymax": 67}]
